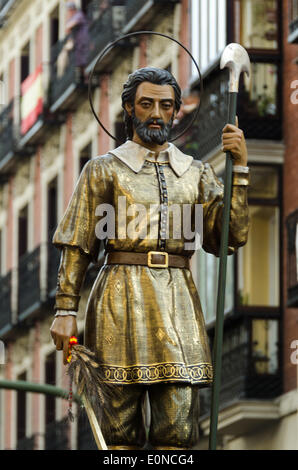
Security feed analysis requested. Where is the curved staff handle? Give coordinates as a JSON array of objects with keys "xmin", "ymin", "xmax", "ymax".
[{"xmin": 209, "ymin": 43, "xmax": 250, "ymax": 450}]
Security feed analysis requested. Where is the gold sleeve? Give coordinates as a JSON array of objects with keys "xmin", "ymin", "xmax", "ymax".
[
  {"xmin": 52, "ymin": 157, "xmax": 112, "ymax": 311},
  {"xmin": 54, "ymin": 246, "xmax": 91, "ymax": 311},
  {"xmin": 199, "ymin": 163, "xmax": 250, "ymax": 257},
  {"xmin": 52, "ymin": 158, "xmax": 111, "ymax": 263}
]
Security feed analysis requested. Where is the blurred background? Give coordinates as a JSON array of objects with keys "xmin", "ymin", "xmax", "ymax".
[{"xmin": 0, "ymin": 0, "xmax": 297, "ymax": 450}]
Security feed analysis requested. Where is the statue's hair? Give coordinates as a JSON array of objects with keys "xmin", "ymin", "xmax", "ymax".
[{"xmin": 121, "ymin": 67, "xmax": 182, "ymax": 140}]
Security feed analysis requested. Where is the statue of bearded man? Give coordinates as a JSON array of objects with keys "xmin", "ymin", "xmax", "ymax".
[{"xmin": 50, "ymin": 67, "xmax": 250, "ymax": 450}]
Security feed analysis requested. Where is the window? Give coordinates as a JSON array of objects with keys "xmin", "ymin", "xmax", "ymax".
[
  {"xmin": 198, "ymin": 165, "xmax": 281, "ymax": 324},
  {"xmin": 233, "ymin": 0, "xmax": 281, "ymax": 132},
  {"xmin": 79, "ymin": 143, "xmax": 92, "ymax": 173},
  {"xmin": 18, "ymin": 205, "xmax": 29, "ymax": 260},
  {"xmin": 252, "ymin": 318, "xmax": 279, "ymax": 374},
  {"xmin": 241, "ymin": 62, "xmax": 278, "ymax": 118},
  {"xmin": 47, "ymin": 177, "xmax": 58, "ymax": 241},
  {"xmin": 197, "ymin": 249, "xmax": 234, "ymax": 324},
  {"xmin": 114, "ymin": 112, "xmax": 126, "ymax": 147},
  {"xmin": 50, "ymin": 6, "xmax": 60, "ymax": 47},
  {"xmin": 20, "ymin": 42, "xmax": 30, "ymax": 84},
  {"xmin": 236, "ymin": 166, "xmax": 280, "ymax": 308},
  {"xmin": 234, "ymin": 0, "xmax": 279, "ymax": 50},
  {"xmin": 191, "ymin": 0, "xmax": 227, "ymax": 77}
]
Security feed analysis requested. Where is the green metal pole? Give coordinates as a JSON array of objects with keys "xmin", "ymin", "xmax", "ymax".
[
  {"xmin": 0, "ymin": 379, "xmax": 82, "ymax": 404},
  {"xmin": 208, "ymin": 92, "xmax": 238, "ymax": 450}
]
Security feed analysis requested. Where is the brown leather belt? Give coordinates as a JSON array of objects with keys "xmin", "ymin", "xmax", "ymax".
[{"xmin": 104, "ymin": 251, "xmax": 191, "ymax": 269}]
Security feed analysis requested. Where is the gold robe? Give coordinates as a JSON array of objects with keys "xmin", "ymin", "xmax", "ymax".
[{"xmin": 53, "ymin": 140, "xmax": 249, "ymax": 386}]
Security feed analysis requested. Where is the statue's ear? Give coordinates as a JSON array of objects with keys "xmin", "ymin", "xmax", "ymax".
[{"xmin": 124, "ymin": 102, "xmax": 133, "ymax": 116}]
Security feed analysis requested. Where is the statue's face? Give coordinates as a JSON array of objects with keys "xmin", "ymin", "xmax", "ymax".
[{"xmin": 125, "ymin": 81, "xmax": 176, "ymax": 145}]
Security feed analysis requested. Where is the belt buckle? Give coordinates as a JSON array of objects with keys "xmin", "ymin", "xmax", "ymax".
[{"xmin": 147, "ymin": 251, "xmax": 169, "ymax": 268}]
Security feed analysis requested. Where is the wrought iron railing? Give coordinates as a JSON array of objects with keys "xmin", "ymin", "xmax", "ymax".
[
  {"xmin": 0, "ymin": 100, "xmax": 14, "ymax": 165},
  {"xmin": 45, "ymin": 418, "xmax": 70, "ymax": 450},
  {"xmin": 178, "ymin": 68, "xmax": 229, "ymax": 159},
  {"xmin": 125, "ymin": 0, "xmax": 179, "ymax": 24},
  {"xmin": 199, "ymin": 318, "xmax": 282, "ymax": 417},
  {"xmin": 87, "ymin": 5, "xmax": 116, "ymax": 66},
  {"xmin": 0, "ymin": 271, "xmax": 12, "ymax": 333},
  {"xmin": 18, "ymin": 246, "xmax": 41, "ymax": 319},
  {"xmin": 49, "ymin": 32, "xmax": 86, "ymax": 109},
  {"xmin": 178, "ymin": 62, "xmax": 282, "ymax": 160}
]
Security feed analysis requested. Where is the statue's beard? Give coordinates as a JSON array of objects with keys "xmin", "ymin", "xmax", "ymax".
[{"xmin": 131, "ymin": 110, "xmax": 174, "ymax": 145}]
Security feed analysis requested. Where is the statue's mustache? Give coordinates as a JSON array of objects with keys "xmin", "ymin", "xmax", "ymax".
[{"xmin": 144, "ymin": 118, "xmax": 165, "ymax": 128}]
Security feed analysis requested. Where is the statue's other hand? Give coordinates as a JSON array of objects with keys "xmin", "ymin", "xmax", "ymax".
[
  {"xmin": 221, "ymin": 116, "xmax": 248, "ymax": 166},
  {"xmin": 50, "ymin": 316, "xmax": 78, "ymax": 365}
]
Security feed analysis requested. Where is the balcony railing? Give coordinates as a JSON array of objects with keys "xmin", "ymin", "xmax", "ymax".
[
  {"xmin": 124, "ymin": 0, "xmax": 179, "ymax": 31},
  {"xmin": 18, "ymin": 246, "xmax": 41, "ymax": 320},
  {"xmin": 49, "ymin": 34, "xmax": 87, "ymax": 112},
  {"xmin": 0, "ymin": 271, "xmax": 12, "ymax": 335},
  {"xmin": 289, "ymin": 0, "xmax": 298, "ymax": 43},
  {"xmin": 45, "ymin": 418, "xmax": 70, "ymax": 450},
  {"xmin": 0, "ymin": 100, "xmax": 15, "ymax": 169},
  {"xmin": 87, "ymin": 5, "xmax": 117, "ymax": 68},
  {"xmin": 199, "ymin": 318, "xmax": 282, "ymax": 417},
  {"xmin": 179, "ymin": 61, "xmax": 282, "ymax": 160}
]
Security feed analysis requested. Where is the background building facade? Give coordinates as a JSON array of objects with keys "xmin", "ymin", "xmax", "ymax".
[{"xmin": 0, "ymin": 0, "xmax": 297, "ymax": 450}]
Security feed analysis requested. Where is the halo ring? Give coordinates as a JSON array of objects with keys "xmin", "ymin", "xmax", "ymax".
[{"xmin": 88, "ymin": 30, "xmax": 203, "ymax": 143}]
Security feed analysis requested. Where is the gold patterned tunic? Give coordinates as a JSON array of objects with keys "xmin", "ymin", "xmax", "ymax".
[{"xmin": 53, "ymin": 140, "xmax": 249, "ymax": 386}]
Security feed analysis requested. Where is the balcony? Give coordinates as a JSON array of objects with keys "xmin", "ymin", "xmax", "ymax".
[
  {"xmin": 123, "ymin": 0, "xmax": 180, "ymax": 33},
  {"xmin": 85, "ymin": 2, "xmax": 126, "ymax": 74},
  {"xmin": 0, "ymin": 100, "xmax": 15, "ymax": 172},
  {"xmin": 286, "ymin": 209, "xmax": 298, "ymax": 307},
  {"xmin": 0, "ymin": 271, "xmax": 12, "ymax": 337},
  {"xmin": 17, "ymin": 65, "xmax": 50, "ymax": 149},
  {"xmin": 178, "ymin": 61, "xmax": 282, "ymax": 160},
  {"xmin": 288, "ymin": 0, "xmax": 298, "ymax": 43},
  {"xmin": 49, "ymin": 34, "xmax": 88, "ymax": 113},
  {"xmin": 199, "ymin": 316, "xmax": 282, "ymax": 430},
  {"xmin": 18, "ymin": 246, "xmax": 41, "ymax": 321}
]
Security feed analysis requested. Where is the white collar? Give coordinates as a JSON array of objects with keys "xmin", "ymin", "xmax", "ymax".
[{"xmin": 108, "ymin": 140, "xmax": 193, "ymax": 177}]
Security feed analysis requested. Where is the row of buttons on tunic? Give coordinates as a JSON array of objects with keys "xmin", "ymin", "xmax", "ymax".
[{"xmin": 155, "ymin": 162, "xmax": 169, "ymax": 251}]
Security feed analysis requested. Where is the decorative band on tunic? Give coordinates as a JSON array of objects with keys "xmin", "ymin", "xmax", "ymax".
[{"xmin": 99, "ymin": 362, "xmax": 213, "ymax": 385}]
